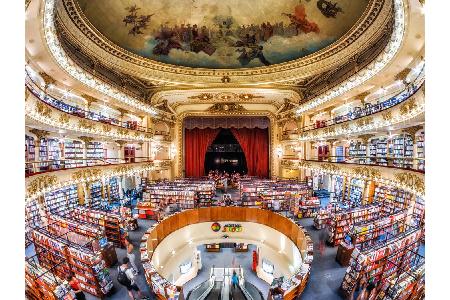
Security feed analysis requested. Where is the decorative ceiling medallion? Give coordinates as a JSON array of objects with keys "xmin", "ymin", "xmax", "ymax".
[{"xmin": 207, "ymin": 103, "xmax": 247, "ymax": 113}]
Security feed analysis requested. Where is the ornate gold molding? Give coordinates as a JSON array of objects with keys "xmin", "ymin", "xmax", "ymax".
[
  {"xmin": 71, "ymin": 168, "xmax": 102, "ymax": 181},
  {"xmin": 29, "ymin": 128, "xmax": 49, "ymax": 140},
  {"xmin": 39, "ymin": 72, "xmax": 56, "ymax": 87},
  {"xmin": 115, "ymin": 140, "xmax": 127, "ymax": 147},
  {"xmin": 187, "ymin": 93, "xmax": 214, "ymax": 101},
  {"xmin": 78, "ymin": 119, "xmax": 94, "ymax": 130},
  {"xmin": 175, "ymin": 111, "xmax": 276, "ymax": 177},
  {"xmin": 59, "ymin": 113, "xmax": 70, "ymax": 124},
  {"xmin": 27, "ymin": 175, "xmax": 58, "ymax": 195},
  {"xmin": 207, "ymin": 103, "xmax": 246, "ymax": 113},
  {"xmin": 400, "ymin": 100, "xmax": 417, "ymax": 115},
  {"xmin": 382, "ymin": 111, "xmax": 393, "ymax": 121},
  {"xmin": 394, "ymin": 172, "xmax": 424, "ymax": 195},
  {"xmin": 353, "ymin": 166, "xmax": 381, "ymax": 179},
  {"xmin": 402, "ymin": 125, "xmax": 423, "ymax": 137},
  {"xmin": 35, "ymin": 101, "xmax": 52, "ymax": 118},
  {"xmin": 358, "ymin": 134, "xmax": 375, "ymax": 144},
  {"xmin": 78, "ymin": 136, "xmax": 94, "ymax": 144}
]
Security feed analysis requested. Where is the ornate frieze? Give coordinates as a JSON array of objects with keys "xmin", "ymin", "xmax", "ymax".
[{"xmin": 207, "ymin": 103, "xmax": 247, "ymax": 113}]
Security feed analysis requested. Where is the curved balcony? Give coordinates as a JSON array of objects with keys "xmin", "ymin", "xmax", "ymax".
[
  {"xmin": 301, "ymin": 67, "xmax": 424, "ymax": 132},
  {"xmin": 25, "ymin": 87, "xmax": 154, "ymax": 142},
  {"xmin": 26, "ymin": 73, "xmax": 151, "ymax": 131},
  {"xmin": 25, "ymin": 159, "xmax": 172, "ymax": 201},
  {"xmin": 296, "ymin": 84, "xmax": 424, "ymax": 141},
  {"xmin": 280, "ymin": 158, "xmax": 424, "ymax": 197},
  {"xmin": 25, "ymin": 157, "xmax": 160, "ymax": 177}
]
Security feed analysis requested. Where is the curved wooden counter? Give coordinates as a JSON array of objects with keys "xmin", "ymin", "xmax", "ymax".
[{"xmin": 140, "ymin": 207, "xmax": 313, "ymax": 300}]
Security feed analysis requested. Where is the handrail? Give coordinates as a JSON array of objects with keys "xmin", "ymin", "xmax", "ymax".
[
  {"xmin": 285, "ymin": 66, "xmax": 425, "ymax": 133},
  {"xmin": 289, "ymin": 156, "xmax": 425, "ymax": 173},
  {"xmin": 25, "ymin": 71, "xmax": 149, "ymax": 133},
  {"xmin": 198, "ymin": 276, "xmax": 216, "ymax": 300},
  {"xmin": 25, "ymin": 157, "xmax": 166, "ymax": 177}
]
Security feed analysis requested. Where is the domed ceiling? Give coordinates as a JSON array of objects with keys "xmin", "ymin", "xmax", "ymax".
[{"xmin": 76, "ymin": 0, "xmax": 369, "ymax": 69}]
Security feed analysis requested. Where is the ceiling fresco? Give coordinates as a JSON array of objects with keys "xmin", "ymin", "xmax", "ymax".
[{"xmin": 76, "ymin": 0, "xmax": 370, "ymax": 69}]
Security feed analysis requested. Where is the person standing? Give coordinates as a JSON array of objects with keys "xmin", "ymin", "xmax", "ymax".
[
  {"xmin": 67, "ymin": 274, "xmax": 86, "ymax": 300},
  {"xmin": 231, "ymin": 271, "xmax": 239, "ymax": 289},
  {"xmin": 124, "ymin": 237, "xmax": 139, "ymax": 274},
  {"xmin": 117, "ymin": 257, "xmax": 146, "ymax": 300}
]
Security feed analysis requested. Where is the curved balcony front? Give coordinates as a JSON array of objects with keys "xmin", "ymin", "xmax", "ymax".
[
  {"xmin": 25, "ymin": 159, "xmax": 172, "ymax": 201},
  {"xmin": 26, "ymin": 86, "xmax": 154, "ymax": 142},
  {"xmin": 280, "ymin": 158, "xmax": 424, "ymax": 197},
  {"xmin": 296, "ymin": 84, "xmax": 424, "ymax": 141}
]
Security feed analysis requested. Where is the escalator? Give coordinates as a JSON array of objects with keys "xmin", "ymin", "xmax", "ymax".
[
  {"xmin": 230, "ymin": 285, "xmax": 246, "ymax": 300},
  {"xmin": 206, "ymin": 281, "xmax": 222, "ymax": 300}
]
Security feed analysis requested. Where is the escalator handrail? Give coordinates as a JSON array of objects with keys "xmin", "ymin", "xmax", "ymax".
[
  {"xmin": 199, "ymin": 276, "xmax": 216, "ymax": 300},
  {"xmin": 239, "ymin": 280, "xmax": 254, "ymax": 300}
]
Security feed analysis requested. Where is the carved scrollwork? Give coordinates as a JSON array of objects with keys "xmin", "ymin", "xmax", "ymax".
[
  {"xmin": 35, "ymin": 102, "xmax": 52, "ymax": 118},
  {"xmin": 207, "ymin": 103, "xmax": 246, "ymax": 113},
  {"xmin": 352, "ymin": 166, "xmax": 381, "ymax": 179},
  {"xmin": 78, "ymin": 119, "xmax": 94, "ymax": 129},
  {"xmin": 27, "ymin": 175, "xmax": 58, "ymax": 195},
  {"xmin": 394, "ymin": 172, "xmax": 425, "ymax": 195},
  {"xmin": 400, "ymin": 100, "xmax": 417, "ymax": 116},
  {"xmin": 71, "ymin": 168, "xmax": 102, "ymax": 181}
]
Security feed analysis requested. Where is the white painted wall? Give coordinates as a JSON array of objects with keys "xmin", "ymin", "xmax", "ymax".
[{"xmin": 151, "ymin": 222, "xmax": 303, "ymax": 284}]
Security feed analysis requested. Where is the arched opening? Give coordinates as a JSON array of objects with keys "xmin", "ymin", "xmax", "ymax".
[{"xmin": 204, "ymin": 129, "xmax": 248, "ymax": 174}]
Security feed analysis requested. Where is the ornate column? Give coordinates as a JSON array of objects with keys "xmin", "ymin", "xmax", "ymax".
[
  {"xmin": 116, "ymin": 108, "xmax": 128, "ymax": 125},
  {"xmin": 78, "ymin": 136, "xmax": 94, "ymax": 165},
  {"xmin": 81, "ymin": 94, "xmax": 97, "ymax": 111},
  {"xmin": 115, "ymin": 140, "xmax": 127, "ymax": 161},
  {"xmin": 403, "ymin": 125, "xmax": 423, "ymax": 170}
]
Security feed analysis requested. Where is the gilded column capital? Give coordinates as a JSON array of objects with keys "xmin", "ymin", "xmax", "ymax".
[
  {"xmin": 29, "ymin": 128, "xmax": 49, "ymax": 140},
  {"xmin": 78, "ymin": 136, "xmax": 94, "ymax": 144}
]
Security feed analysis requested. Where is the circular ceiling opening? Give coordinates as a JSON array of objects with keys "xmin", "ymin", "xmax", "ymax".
[{"xmin": 76, "ymin": 0, "xmax": 370, "ymax": 69}]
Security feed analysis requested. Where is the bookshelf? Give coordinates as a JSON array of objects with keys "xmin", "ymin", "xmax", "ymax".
[
  {"xmin": 63, "ymin": 140, "xmax": 84, "ymax": 168},
  {"xmin": 25, "ymin": 258, "xmax": 76, "ymax": 300},
  {"xmin": 343, "ymin": 178, "xmax": 365, "ymax": 207},
  {"xmin": 44, "ymin": 186, "xmax": 79, "ymax": 216},
  {"xmin": 68, "ymin": 207, "xmax": 124, "ymax": 247},
  {"xmin": 373, "ymin": 185, "xmax": 413, "ymax": 215},
  {"xmin": 349, "ymin": 141, "xmax": 367, "ymax": 164},
  {"xmin": 390, "ymin": 134, "xmax": 414, "ymax": 169},
  {"xmin": 327, "ymin": 205, "xmax": 381, "ymax": 246},
  {"xmin": 375, "ymin": 138, "xmax": 388, "ymax": 166},
  {"xmin": 347, "ymin": 210, "xmax": 408, "ymax": 249},
  {"xmin": 26, "ymin": 135, "xmax": 36, "ymax": 174},
  {"xmin": 32, "ymin": 229, "xmax": 113, "ymax": 297},
  {"xmin": 297, "ymin": 197, "xmax": 321, "ymax": 218},
  {"xmin": 333, "ymin": 176, "xmax": 345, "ymax": 203},
  {"xmin": 341, "ymin": 228, "xmax": 422, "ymax": 298},
  {"xmin": 313, "ymin": 210, "xmax": 330, "ymax": 229},
  {"xmin": 108, "ymin": 177, "xmax": 120, "ymax": 202},
  {"xmin": 416, "ymin": 131, "xmax": 425, "ymax": 171},
  {"xmin": 89, "ymin": 181, "xmax": 103, "ymax": 208},
  {"xmin": 86, "ymin": 142, "xmax": 103, "ymax": 166}
]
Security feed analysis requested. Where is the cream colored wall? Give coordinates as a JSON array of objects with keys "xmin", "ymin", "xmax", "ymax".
[{"xmin": 151, "ymin": 222, "xmax": 302, "ymax": 283}]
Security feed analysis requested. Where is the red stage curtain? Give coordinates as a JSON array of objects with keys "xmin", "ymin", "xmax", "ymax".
[
  {"xmin": 231, "ymin": 128, "xmax": 269, "ymax": 178},
  {"xmin": 185, "ymin": 128, "xmax": 220, "ymax": 177}
]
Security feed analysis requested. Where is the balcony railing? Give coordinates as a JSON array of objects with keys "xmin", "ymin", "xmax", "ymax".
[
  {"xmin": 292, "ymin": 66, "xmax": 425, "ymax": 133},
  {"xmin": 25, "ymin": 157, "xmax": 161, "ymax": 177},
  {"xmin": 25, "ymin": 72, "xmax": 149, "ymax": 133},
  {"xmin": 284, "ymin": 156, "xmax": 425, "ymax": 173}
]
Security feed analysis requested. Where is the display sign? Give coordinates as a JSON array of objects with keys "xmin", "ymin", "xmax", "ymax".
[
  {"xmin": 211, "ymin": 222, "xmax": 243, "ymax": 232},
  {"xmin": 179, "ymin": 261, "xmax": 192, "ymax": 274}
]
